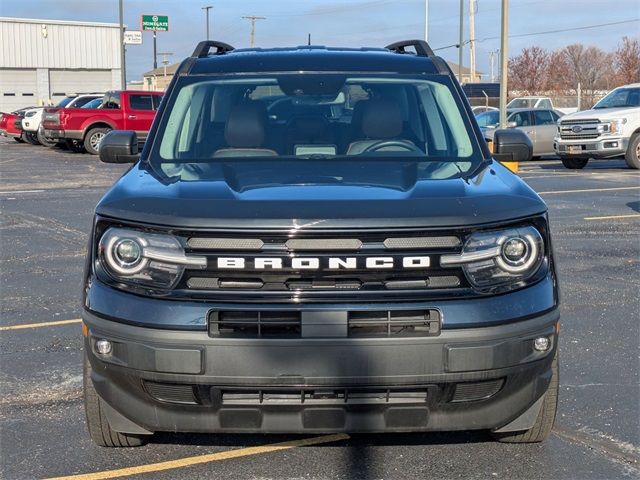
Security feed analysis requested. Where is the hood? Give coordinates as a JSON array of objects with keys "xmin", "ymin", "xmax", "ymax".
[
  {"xmin": 562, "ymin": 106, "xmax": 639, "ymax": 121},
  {"xmin": 96, "ymin": 159, "xmax": 546, "ymax": 230}
]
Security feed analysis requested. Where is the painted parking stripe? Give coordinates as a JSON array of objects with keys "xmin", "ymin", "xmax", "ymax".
[
  {"xmin": 584, "ymin": 214, "xmax": 640, "ymax": 221},
  {"xmin": 45, "ymin": 433, "xmax": 350, "ymax": 480},
  {"xmin": 538, "ymin": 186, "xmax": 640, "ymax": 195},
  {"xmin": 0, "ymin": 318, "xmax": 81, "ymax": 331},
  {"xmin": 0, "ymin": 189, "xmax": 45, "ymax": 194}
]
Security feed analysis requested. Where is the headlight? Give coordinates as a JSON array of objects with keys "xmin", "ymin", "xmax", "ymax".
[
  {"xmin": 598, "ymin": 118, "xmax": 626, "ymax": 135},
  {"xmin": 98, "ymin": 227, "xmax": 206, "ymax": 289},
  {"xmin": 441, "ymin": 225, "xmax": 544, "ymax": 290}
]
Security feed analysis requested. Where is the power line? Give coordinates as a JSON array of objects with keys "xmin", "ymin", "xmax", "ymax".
[{"xmin": 433, "ymin": 18, "xmax": 639, "ymax": 51}]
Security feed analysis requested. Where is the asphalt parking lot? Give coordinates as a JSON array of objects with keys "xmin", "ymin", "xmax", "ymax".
[{"xmin": 1, "ymin": 138, "xmax": 638, "ymax": 480}]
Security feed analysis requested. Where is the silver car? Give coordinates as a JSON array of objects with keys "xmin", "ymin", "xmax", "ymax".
[{"xmin": 477, "ymin": 108, "xmax": 564, "ymax": 158}]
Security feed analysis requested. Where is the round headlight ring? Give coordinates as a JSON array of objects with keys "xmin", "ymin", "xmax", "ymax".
[
  {"xmin": 496, "ymin": 233, "xmax": 540, "ymax": 274},
  {"xmin": 104, "ymin": 235, "xmax": 148, "ymax": 275}
]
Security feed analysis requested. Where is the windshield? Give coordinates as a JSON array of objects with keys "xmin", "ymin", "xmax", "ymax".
[
  {"xmin": 56, "ymin": 97, "xmax": 73, "ymax": 108},
  {"xmin": 507, "ymin": 98, "xmax": 534, "ymax": 109},
  {"xmin": 475, "ymin": 110, "xmax": 499, "ymax": 127},
  {"xmin": 593, "ymin": 87, "xmax": 640, "ymax": 109},
  {"xmin": 82, "ymin": 98, "xmax": 103, "ymax": 109},
  {"xmin": 151, "ymin": 74, "xmax": 482, "ymax": 180}
]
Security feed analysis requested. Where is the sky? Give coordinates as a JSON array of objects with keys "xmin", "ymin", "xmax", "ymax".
[{"xmin": 1, "ymin": 0, "xmax": 639, "ymax": 82}]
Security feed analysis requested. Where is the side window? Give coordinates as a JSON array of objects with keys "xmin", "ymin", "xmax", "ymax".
[
  {"xmin": 103, "ymin": 93, "xmax": 121, "ymax": 109},
  {"xmin": 129, "ymin": 94, "xmax": 154, "ymax": 110},
  {"xmin": 152, "ymin": 95, "xmax": 163, "ymax": 110},
  {"xmin": 510, "ymin": 111, "xmax": 531, "ymax": 127},
  {"xmin": 534, "ymin": 110, "xmax": 555, "ymax": 125},
  {"xmin": 550, "ymin": 111, "xmax": 560, "ymax": 122},
  {"xmin": 538, "ymin": 99, "xmax": 552, "ymax": 109}
]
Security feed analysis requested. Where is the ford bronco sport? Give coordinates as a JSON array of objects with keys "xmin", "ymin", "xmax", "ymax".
[{"xmin": 83, "ymin": 40, "xmax": 559, "ymax": 447}]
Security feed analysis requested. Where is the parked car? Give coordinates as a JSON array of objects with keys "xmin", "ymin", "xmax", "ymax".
[
  {"xmin": 82, "ymin": 39, "xmax": 558, "ymax": 448},
  {"xmin": 471, "ymin": 105, "xmax": 498, "ymax": 114},
  {"xmin": 507, "ymin": 96, "xmax": 577, "ymax": 115},
  {"xmin": 477, "ymin": 108, "xmax": 563, "ymax": 157},
  {"xmin": 42, "ymin": 90, "xmax": 162, "ymax": 154},
  {"xmin": 554, "ymin": 83, "xmax": 640, "ymax": 169},
  {"xmin": 21, "ymin": 94, "xmax": 104, "ymax": 147},
  {"xmin": 0, "ymin": 107, "xmax": 35, "ymax": 142}
]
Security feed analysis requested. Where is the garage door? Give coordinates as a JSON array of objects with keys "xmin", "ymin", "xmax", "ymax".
[
  {"xmin": 0, "ymin": 69, "xmax": 37, "ymax": 113},
  {"xmin": 50, "ymin": 70, "xmax": 113, "ymax": 105}
]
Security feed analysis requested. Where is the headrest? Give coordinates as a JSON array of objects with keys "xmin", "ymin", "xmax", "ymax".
[
  {"xmin": 361, "ymin": 98, "xmax": 403, "ymax": 139},
  {"xmin": 225, "ymin": 102, "xmax": 268, "ymax": 148}
]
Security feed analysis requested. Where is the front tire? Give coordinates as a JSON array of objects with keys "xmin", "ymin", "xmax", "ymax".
[
  {"xmin": 561, "ymin": 157, "xmax": 588, "ymax": 169},
  {"xmin": 492, "ymin": 352, "xmax": 558, "ymax": 443},
  {"xmin": 84, "ymin": 352, "xmax": 148, "ymax": 447},
  {"xmin": 24, "ymin": 131, "xmax": 40, "ymax": 145},
  {"xmin": 625, "ymin": 134, "xmax": 640, "ymax": 169},
  {"xmin": 84, "ymin": 127, "xmax": 111, "ymax": 155}
]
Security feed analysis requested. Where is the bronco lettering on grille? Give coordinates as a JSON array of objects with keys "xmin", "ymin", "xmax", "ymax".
[{"xmin": 215, "ymin": 256, "xmax": 431, "ymax": 270}]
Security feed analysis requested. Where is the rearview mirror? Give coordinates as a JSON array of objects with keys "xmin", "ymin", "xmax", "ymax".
[
  {"xmin": 492, "ymin": 128, "xmax": 533, "ymax": 162},
  {"xmin": 99, "ymin": 130, "xmax": 139, "ymax": 163}
]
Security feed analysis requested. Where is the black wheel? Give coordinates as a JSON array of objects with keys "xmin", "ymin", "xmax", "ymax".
[
  {"xmin": 625, "ymin": 134, "xmax": 640, "ymax": 169},
  {"xmin": 65, "ymin": 139, "xmax": 86, "ymax": 153},
  {"xmin": 84, "ymin": 127, "xmax": 111, "ymax": 155},
  {"xmin": 36, "ymin": 126, "xmax": 58, "ymax": 148},
  {"xmin": 24, "ymin": 131, "xmax": 40, "ymax": 145},
  {"xmin": 492, "ymin": 352, "xmax": 558, "ymax": 443},
  {"xmin": 561, "ymin": 157, "xmax": 588, "ymax": 169},
  {"xmin": 84, "ymin": 352, "xmax": 148, "ymax": 447}
]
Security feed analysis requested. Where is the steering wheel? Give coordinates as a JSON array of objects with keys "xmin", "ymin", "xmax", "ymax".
[{"xmin": 362, "ymin": 140, "xmax": 422, "ymax": 153}]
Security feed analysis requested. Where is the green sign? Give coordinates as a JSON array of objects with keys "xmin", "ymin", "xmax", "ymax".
[{"xmin": 141, "ymin": 14, "xmax": 169, "ymax": 32}]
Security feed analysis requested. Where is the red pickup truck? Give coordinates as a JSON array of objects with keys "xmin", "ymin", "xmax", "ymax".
[{"xmin": 42, "ymin": 90, "xmax": 163, "ymax": 154}]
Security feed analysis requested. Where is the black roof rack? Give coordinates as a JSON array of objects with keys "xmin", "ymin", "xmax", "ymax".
[
  {"xmin": 385, "ymin": 40, "xmax": 435, "ymax": 58},
  {"xmin": 191, "ymin": 40, "xmax": 235, "ymax": 58}
]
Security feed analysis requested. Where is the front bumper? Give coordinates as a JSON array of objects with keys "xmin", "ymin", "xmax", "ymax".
[
  {"xmin": 554, "ymin": 136, "xmax": 628, "ymax": 158},
  {"xmin": 84, "ymin": 306, "xmax": 559, "ymax": 435}
]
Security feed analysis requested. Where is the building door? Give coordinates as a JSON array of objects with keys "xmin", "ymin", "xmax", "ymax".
[
  {"xmin": 0, "ymin": 69, "xmax": 37, "ymax": 112},
  {"xmin": 49, "ymin": 70, "xmax": 112, "ymax": 106}
]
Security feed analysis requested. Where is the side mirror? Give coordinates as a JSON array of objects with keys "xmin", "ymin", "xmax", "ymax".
[
  {"xmin": 492, "ymin": 128, "xmax": 533, "ymax": 162},
  {"xmin": 507, "ymin": 121, "xmax": 518, "ymax": 128},
  {"xmin": 99, "ymin": 130, "xmax": 139, "ymax": 163}
]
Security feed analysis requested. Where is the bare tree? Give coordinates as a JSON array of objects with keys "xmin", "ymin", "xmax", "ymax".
[
  {"xmin": 508, "ymin": 47, "xmax": 550, "ymax": 95},
  {"xmin": 614, "ymin": 36, "xmax": 640, "ymax": 85},
  {"xmin": 561, "ymin": 44, "xmax": 613, "ymax": 107},
  {"xmin": 546, "ymin": 49, "xmax": 573, "ymax": 93}
]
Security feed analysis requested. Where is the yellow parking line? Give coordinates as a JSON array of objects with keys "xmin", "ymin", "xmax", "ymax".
[
  {"xmin": 0, "ymin": 318, "xmax": 82, "ymax": 331},
  {"xmin": 584, "ymin": 214, "xmax": 640, "ymax": 221},
  {"xmin": 538, "ymin": 186, "xmax": 640, "ymax": 195},
  {"xmin": 45, "ymin": 433, "xmax": 350, "ymax": 480}
]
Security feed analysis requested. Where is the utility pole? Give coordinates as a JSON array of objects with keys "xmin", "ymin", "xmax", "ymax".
[
  {"xmin": 469, "ymin": 0, "xmax": 476, "ymax": 82},
  {"xmin": 458, "ymin": 0, "xmax": 464, "ymax": 83},
  {"xmin": 202, "ymin": 6, "xmax": 213, "ymax": 40},
  {"xmin": 118, "ymin": 0, "xmax": 126, "ymax": 89},
  {"xmin": 424, "ymin": 0, "xmax": 429, "ymax": 42},
  {"xmin": 489, "ymin": 49, "xmax": 499, "ymax": 83},
  {"xmin": 499, "ymin": 0, "xmax": 509, "ymax": 128},
  {"xmin": 157, "ymin": 52, "xmax": 173, "ymax": 77},
  {"xmin": 242, "ymin": 15, "xmax": 266, "ymax": 47}
]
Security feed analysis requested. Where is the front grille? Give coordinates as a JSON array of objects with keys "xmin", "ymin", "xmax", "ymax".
[
  {"xmin": 144, "ymin": 382, "xmax": 198, "ymax": 404},
  {"xmin": 559, "ymin": 133, "xmax": 600, "ymax": 140},
  {"xmin": 559, "ymin": 119, "xmax": 599, "ymax": 125},
  {"xmin": 208, "ymin": 308, "xmax": 441, "ymax": 338},
  {"xmin": 179, "ymin": 230, "xmax": 468, "ymax": 302}
]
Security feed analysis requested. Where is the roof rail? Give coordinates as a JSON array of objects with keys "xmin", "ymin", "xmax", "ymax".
[
  {"xmin": 385, "ymin": 40, "xmax": 434, "ymax": 58},
  {"xmin": 191, "ymin": 40, "xmax": 235, "ymax": 58}
]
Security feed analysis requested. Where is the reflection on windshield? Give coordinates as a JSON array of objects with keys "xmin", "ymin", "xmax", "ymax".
[
  {"xmin": 594, "ymin": 88, "xmax": 640, "ymax": 109},
  {"xmin": 153, "ymin": 74, "xmax": 483, "ymax": 181}
]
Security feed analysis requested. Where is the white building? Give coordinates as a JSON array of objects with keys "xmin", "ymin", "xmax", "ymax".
[{"xmin": 0, "ymin": 17, "xmax": 122, "ymax": 112}]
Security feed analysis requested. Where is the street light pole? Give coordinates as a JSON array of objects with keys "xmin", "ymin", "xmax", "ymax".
[
  {"xmin": 458, "ymin": 0, "xmax": 464, "ymax": 83},
  {"xmin": 424, "ymin": 0, "xmax": 429, "ymax": 42},
  {"xmin": 242, "ymin": 16, "xmax": 266, "ymax": 47},
  {"xmin": 202, "ymin": 6, "xmax": 213, "ymax": 40},
  {"xmin": 499, "ymin": 0, "xmax": 509, "ymax": 128},
  {"xmin": 118, "ymin": 0, "xmax": 126, "ymax": 89}
]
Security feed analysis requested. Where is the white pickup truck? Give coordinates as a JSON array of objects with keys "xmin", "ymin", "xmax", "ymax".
[
  {"xmin": 554, "ymin": 84, "xmax": 640, "ymax": 169},
  {"xmin": 507, "ymin": 96, "xmax": 577, "ymax": 115}
]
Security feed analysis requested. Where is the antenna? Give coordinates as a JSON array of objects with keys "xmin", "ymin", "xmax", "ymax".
[{"xmin": 241, "ymin": 15, "xmax": 266, "ymax": 47}]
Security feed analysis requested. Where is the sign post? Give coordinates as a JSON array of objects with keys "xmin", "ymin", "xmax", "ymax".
[{"xmin": 141, "ymin": 15, "xmax": 169, "ymax": 70}]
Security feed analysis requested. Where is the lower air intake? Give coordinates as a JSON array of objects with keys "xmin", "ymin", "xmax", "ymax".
[{"xmin": 451, "ymin": 379, "xmax": 504, "ymax": 403}]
